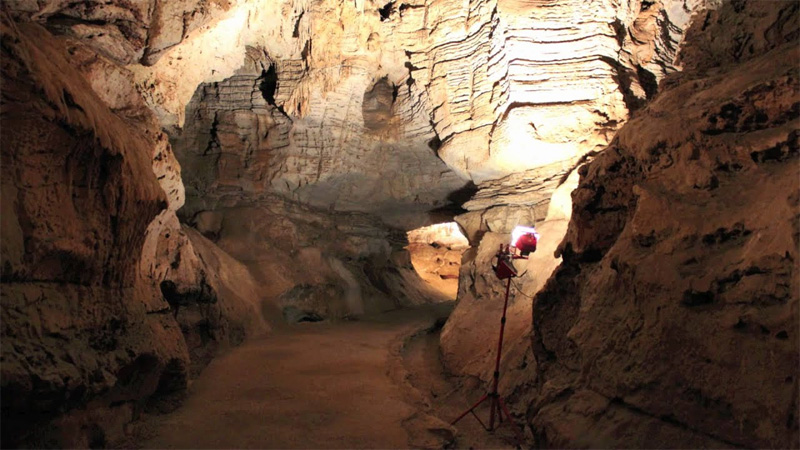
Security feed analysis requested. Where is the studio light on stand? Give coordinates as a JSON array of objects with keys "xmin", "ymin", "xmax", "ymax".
[{"xmin": 450, "ymin": 225, "xmax": 540, "ymax": 446}]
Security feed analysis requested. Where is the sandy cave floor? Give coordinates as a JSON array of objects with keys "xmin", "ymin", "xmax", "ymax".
[{"xmin": 129, "ymin": 303, "xmax": 521, "ymax": 449}]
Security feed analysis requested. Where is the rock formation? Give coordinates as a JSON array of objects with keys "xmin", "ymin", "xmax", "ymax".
[
  {"xmin": 1, "ymin": 16, "xmax": 185, "ymax": 447},
  {"xmin": 524, "ymin": 2, "xmax": 799, "ymax": 447},
  {"xmin": 0, "ymin": 15, "xmax": 265, "ymax": 447},
  {"xmin": 10, "ymin": 0, "xmax": 709, "ymax": 190},
  {"xmin": 4, "ymin": 0, "xmax": 230, "ymax": 65},
  {"xmin": 171, "ymin": 46, "xmax": 466, "ymax": 227},
  {"xmin": 406, "ymin": 222, "xmax": 470, "ymax": 299},
  {"xmin": 189, "ymin": 196, "xmax": 452, "ymax": 319}
]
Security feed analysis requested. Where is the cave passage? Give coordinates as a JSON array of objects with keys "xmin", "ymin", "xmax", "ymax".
[
  {"xmin": 406, "ymin": 222, "xmax": 469, "ymax": 299},
  {"xmin": 136, "ymin": 303, "xmax": 517, "ymax": 449},
  {"xmin": 2, "ymin": 1, "xmax": 798, "ymax": 449}
]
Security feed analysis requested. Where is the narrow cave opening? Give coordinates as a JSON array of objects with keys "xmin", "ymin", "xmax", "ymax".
[
  {"xmin": 406, "ymin": 222, "xmax": 469, "ymax": 299},
  {"xmin": 378, "ymin": 1, "xmax": 395, "ymax": 21},
  {"xmin": 258, "ymin": 64, "xmax": 279, "ymax": 106}
]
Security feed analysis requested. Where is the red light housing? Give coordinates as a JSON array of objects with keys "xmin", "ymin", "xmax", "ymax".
[{"xmin": 511, "ymin": 225, "xmax": 539, "ymax": 256}]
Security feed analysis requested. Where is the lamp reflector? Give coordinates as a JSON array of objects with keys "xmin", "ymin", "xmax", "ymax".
[{"xmin": 511, "ymin": 225, "xmax": 539, "ymax": 255}]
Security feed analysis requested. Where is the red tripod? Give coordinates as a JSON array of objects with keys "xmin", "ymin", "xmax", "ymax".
[{"xmin": 451, "ymin": 245, "xmax": 526, "ymax": 446}]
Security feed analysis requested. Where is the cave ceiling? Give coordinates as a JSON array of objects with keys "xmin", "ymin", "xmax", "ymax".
[{"xmin": 6, "ymin": 0, "xmax": 716, "ymax": 227}]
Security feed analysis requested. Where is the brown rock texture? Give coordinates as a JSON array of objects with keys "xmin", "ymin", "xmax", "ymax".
[
  {"xmin": 171, "ymin": 47, "xmax": 465, "ymax": 225},
  {"xmin": 5, "ymin": 0, "xmax": 719, "ymax": 208},
  {"xmin": 406, "ymin": 223, "xmax": 469, "ymax": 299},
  {"xmin": 396, "ymin": 0, "xmax": 714, "ymax": 182},
  {"xmin": 153, "ymin": 0, "xmax": 720, "ymax": 331},
  {"xmin": 0, "ymin": 16, "xmax": 187, "ymax": 447},
  {"xmin": 3, "ymin": 0, "xmax": 796, "ymax": 448},
  {"xmin": 525, "ymin": 2, "xmax": 800, "ymax": 447},
  {"xmin": 141, "ymin": 212, "xmax": 267, "ymax": 373},
  {"xmin": 0, "ymin": 16, "xmax": 266, "ymax": 447},
  {"xmin": 188, "ymin": 198, "xmax": 451, "ymax": 322}
]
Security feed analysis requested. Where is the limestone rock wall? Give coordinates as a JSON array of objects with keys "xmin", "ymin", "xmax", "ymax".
[
  {"xmin": 172, "ymin": 47, "xmax": 465, "ymax": 226},
  {"xmin": 3, "ymin": 0, "xmax": 719, "ymax": 212},
  {"xmin": 392, "ymin": 0, "xmax": 714, "ymax": 183},
  {"xmin": 140, "ymin": 0, "xmax": 719, "ymax": 330},
  {"xmin": 524, "ymin": 2, "xmax": 799, "ymax": 447},
  {"xmin": 141, "ymin": 212, "xmax": 268, "ymax": 374},
  {"xmin": 0, "ymin": 16, "xmax": 267, "ymax": 447},
  {"xmin": 406, "ymin": 222, "xmax": 470, "ymax": 299},
  {"xmin": 0, "ymin": 17, "xmax": 187, "ymax": 447},
  {"xmin": 17, "ymin": 0, "xmax": 709, "ymax": 212},
  {"xmin": 190, "ymin": 197, "xmax": 450, "ymax": 323},
  {"xmin": 4, "ymin": 1, "xmax": 795, "ymax": 447},
  {"xmin": 4, "ymin": 0, "xmax": 230, "ymax": 65}
]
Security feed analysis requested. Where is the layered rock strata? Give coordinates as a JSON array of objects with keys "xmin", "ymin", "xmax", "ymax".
[
  {"xmin": 3, "ymin": 1, "xmax": 793, "ymax": 448},
  {"xmin": 393, "ymin": 0, "xmax": 714, "ymax": 182},
  {"xmin": 15, "ymin": 0, "xmax": 711, "ymax": 191},
  {"xmin": 172, "ymin": 47, "xmax": 465, "ymax": 227},
  {"xmin": 190, "ymin": 197, "xmax": 452, "ymax": 322},
  {"xmin": 4, "ymin": 0, "xmax": 230, "ymax": 65},
  {"xmin": 159, "ymin": 0, "xmax": 718, "ymax": 331},
  {"xmin": 0, "ymin": 17, "xmax": 265, "ymax": 447},
  {"xmin": 526, "ymin": 2, "xmax": 799, "ymax": 447}
]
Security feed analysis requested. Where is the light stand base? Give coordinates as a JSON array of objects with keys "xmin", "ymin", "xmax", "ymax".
[
  {"xmin": 450, "ymin": 275, "xmax": 526, "ymax": 447},
  {"xmin": 450, "ymin": 391, "xmax": 525, "ymax": 445}
]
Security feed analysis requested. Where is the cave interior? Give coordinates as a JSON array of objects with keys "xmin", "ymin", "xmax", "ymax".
[{"xmin": 0, "ymin": 0, "xmax": 798, "ymax": 448}]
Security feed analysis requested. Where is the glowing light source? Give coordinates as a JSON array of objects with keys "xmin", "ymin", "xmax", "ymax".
[{"xmin": 511, "ymin": 225, "xmax": 539, "ymax": 256}]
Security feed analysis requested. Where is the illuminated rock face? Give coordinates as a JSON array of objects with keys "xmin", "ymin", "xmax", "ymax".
[
  {"xmin": 3, "ymin": 0, "xmax": 795, "ymax": 448},
  {"xmin": 3, "ymin": 0, "xmax": 230, "ymax": 65},
  {"xmin": 172, "ymin": 49, "xmax": 466, "ymax": 226},
  {"xmin": 526, "ymin": 2, "xmax": 799, "ymax": 447},
  {"xmin": 406, "ymin": 223, "xmax": 469, "ymax": 299},
  {"xmin": 7, "ymin": 0, "xmax": 712, "ymax": 214},
  {"xmin": 378, "ymin": 0, "xmax": 713, "ymax": 183}
]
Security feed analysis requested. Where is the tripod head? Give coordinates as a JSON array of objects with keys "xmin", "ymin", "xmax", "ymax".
[
  {"xmin": 492, "ymin": 244, "xmax": 518, "ymax": 280},
  {"xmin": 492, "ymin": 226, "xmax": 540, "ymax": 280}
]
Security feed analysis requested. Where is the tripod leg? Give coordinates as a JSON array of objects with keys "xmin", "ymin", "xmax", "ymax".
[
  {"xmin": 497, "ymin": 397, "xmax": 526, "ymax": 446},
  {"xmin": 489, "ymin": 395, "xmax": 497, "ymax": 430},
  {"xmin": 451, "ymin": 393, "xmax": 489, "ymax": 425},
  {"xmin": 469, "ymin": 410, "xmax": 489, "ymax": 431}
]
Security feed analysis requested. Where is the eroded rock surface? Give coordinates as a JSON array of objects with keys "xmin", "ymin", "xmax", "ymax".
[
  {"xmin": 526, "ymin": 2, "xmax": 799, "ymax": 447},
  {"xmin": 406, "ymin": 223, "xmax": 469, "ymax": 299},
  {"xmin": 0, "ymin": 18, "xmax": 186, "ymax": 447},
  {"xmin": 3, "ymin": 0, "xmax": 797, "ymax": 448},
  {"xmin": 172, "ymin": 47, "xmax": 465, "ymax": 226},
  {"xmin": 0, "ymin": 17, "xmax": 266, "ymax": 447},
  {"xmin": 120, "ymin": 0, "xmax": 714, "ymax": 186},
  {"xmin": 4, "ymin": 0, "xmax": 230, "ymax": 65},
  {"xmin": 189, "ymin": 197, "xmax": 450, "ymax": 322}
]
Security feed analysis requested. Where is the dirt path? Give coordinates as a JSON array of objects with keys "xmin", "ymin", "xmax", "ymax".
[
  {"xmin": 136, "ymin": 303, "xmax": 519, "ymax": 449},
  {"xmin": 401, "ymin": 327, "xmax": 521, "ymax": 449},
  {"xmin": 130, "ymin": 304, "xmax": 438, "ymax": 448}
]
